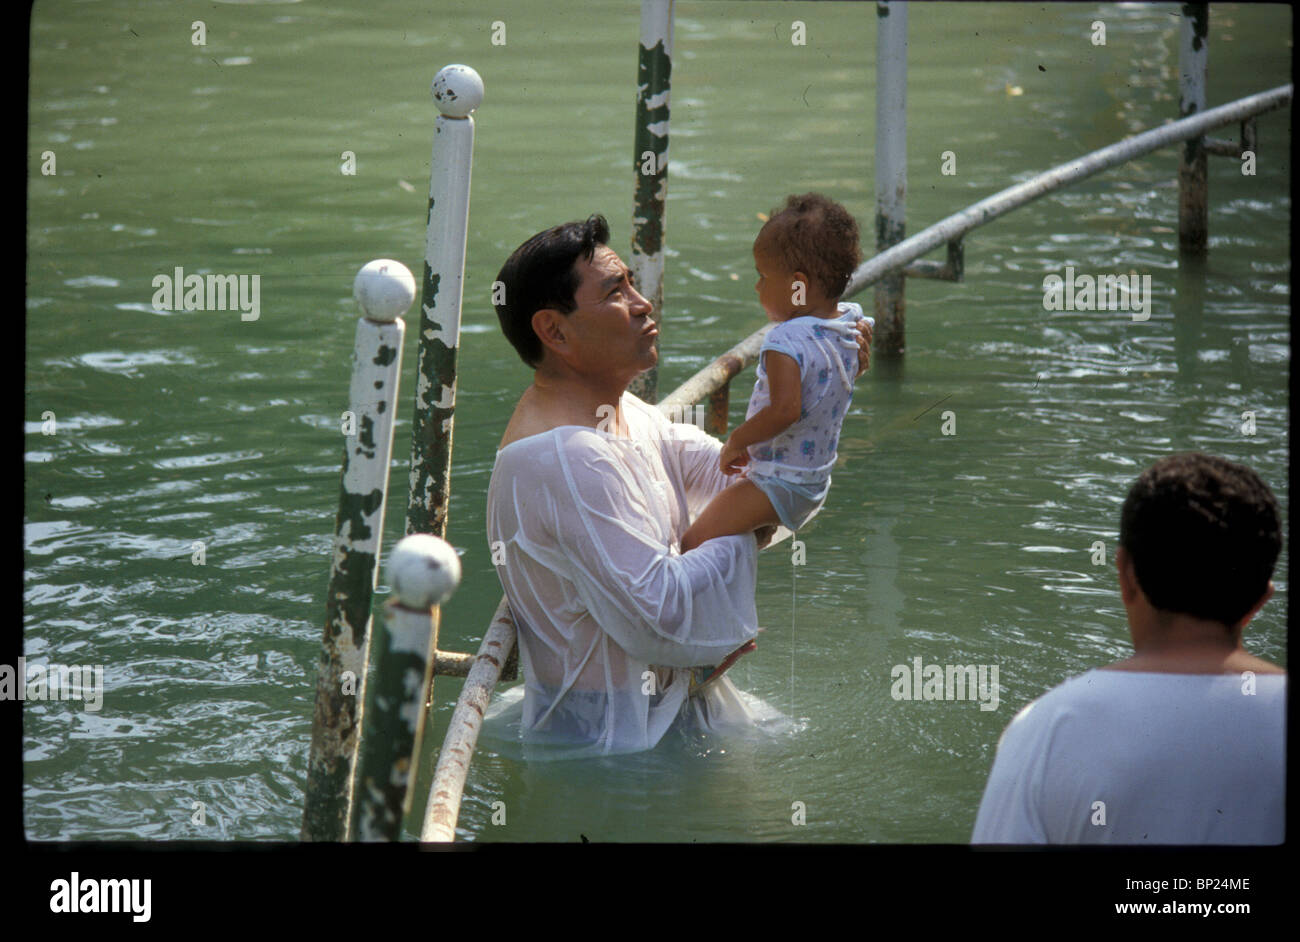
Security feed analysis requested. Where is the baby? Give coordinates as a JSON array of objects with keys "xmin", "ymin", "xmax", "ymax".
[{"xmin": 681, "ymin": 193, "xmax": 867, "ymax": 554}]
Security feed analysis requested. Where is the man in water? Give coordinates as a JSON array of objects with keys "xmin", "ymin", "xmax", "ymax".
[
  {"xmin": 972, "ymin": 452, "xmax": 1285, "ymax": 843},
  {"xmin": 484, "ymin": 215, "xmax": 871, "ymax": 756}
]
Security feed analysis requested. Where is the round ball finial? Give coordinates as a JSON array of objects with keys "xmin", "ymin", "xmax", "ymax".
[
  {"xmin": 432, "ymin": 64, "xmax": 484, "ymax": 118},
  {"xmin": 353, "ymin": 259, "xmax": 415, "ymax": 322},
  {"xmin": 387, "ymin": 534, "xmax": 463, "ymax": 609}
]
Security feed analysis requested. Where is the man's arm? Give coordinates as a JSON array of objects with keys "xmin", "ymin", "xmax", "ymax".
[
  {"xmin": 548, "ymin": 429, "xmax": 759, "ymax": 668},
  {"xmin": 661, "ymin": 423, "xmax": 779, "ymax": 549},
  {"xmin": 661, "ymin": 419, "xmax": 730, "ymax": 520}
]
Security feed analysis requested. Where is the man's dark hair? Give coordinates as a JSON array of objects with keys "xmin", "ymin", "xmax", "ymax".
[
  {"xmin": 1119, "ymin": 452, "xmax": 1282, "ymax": 628},
  {"xmin": 494, "ymin": 214, "xmax": 611, "ymax": 367},
  {"xmin": 755, "ymin": 192, "xmax": 861, "ymax": 300}
]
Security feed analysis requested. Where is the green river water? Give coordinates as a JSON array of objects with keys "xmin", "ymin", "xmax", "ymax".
[{"xmin": 24, "ymin": 1, "xmax": 1289, "ymax": 842}]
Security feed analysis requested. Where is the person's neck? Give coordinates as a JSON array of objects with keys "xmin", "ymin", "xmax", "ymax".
[
  {"xmin": 1106, "ymin": 610, "xmax": 1281, "ymax": 674},
  {"xmin": 530, "ymin": 366, "xmax": 633, "ymax": 434},
  {"xmin": 785, "ymin": 300, "xmax": 840, "ymax": 320}
]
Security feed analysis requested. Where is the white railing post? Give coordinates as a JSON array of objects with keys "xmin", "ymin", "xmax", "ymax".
[
  {"xmin": 302, "ymin": 260, "xmax": 415, "ymax": 842},
  {"xmin": 351, "ymin": 534, "xmax": 461, "ymax": 842},
  {"xmin": 406, "ymin": 64, "xmax": 482, "ymax": 539}
]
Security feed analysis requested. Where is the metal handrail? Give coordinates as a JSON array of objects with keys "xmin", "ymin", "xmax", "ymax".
[
  {"xmin": 421, "ymin": 597, "xmax": 515, "ymax": 841},
  {"xmin": 665, "ymin": 83, "xmax": 1291, "ymax": 410}
]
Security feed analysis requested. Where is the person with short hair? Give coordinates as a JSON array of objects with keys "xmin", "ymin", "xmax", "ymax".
[
  {"xmin": 971, "ymin": 452, "xmax": 1285, "ymax": 843},
  {"xmin": 484, "ymin": 214, "xmax": 873, "ymax": 756}
]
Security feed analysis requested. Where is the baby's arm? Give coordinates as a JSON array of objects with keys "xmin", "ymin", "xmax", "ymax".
[{"xmin": 718, "ymin": 350, "xmax": 802, "ymax": 473}]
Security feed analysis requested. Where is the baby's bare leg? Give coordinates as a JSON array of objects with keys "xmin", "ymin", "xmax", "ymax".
[{"xmin": 680, "ymin": 479, "xmax": 781, "ymax": 552}]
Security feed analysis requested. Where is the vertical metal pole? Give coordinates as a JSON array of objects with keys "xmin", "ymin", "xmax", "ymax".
[
  {"xmin": 352, "ymin": 534, "xmax": 461, "ymax": 842},
  {"xmin": 1178, "ymin": 3, "xmax": 1209, "ymax": 255},
  {"xmin": 406, "ymin": 64, "xmax": 482, "ymax": 539},
  {"xmin": 874, "ymin": 1, "xmax": 908, "ymax": 357},
  {"xmin": 629, "ymin": 0, "xmax": 674, "ymax": 404},
  {"xmin": 704, "ymin": 382, "xmax": 729, "ymax": 437},
  {"xmin": 302, "ymin": 261, "xmax": 414, "ymax": 842}
]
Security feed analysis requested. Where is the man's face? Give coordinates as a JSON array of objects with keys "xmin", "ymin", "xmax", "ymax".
[{"xmin": 561, "ymin": 245, "xmax": 657, "ymax": 376}]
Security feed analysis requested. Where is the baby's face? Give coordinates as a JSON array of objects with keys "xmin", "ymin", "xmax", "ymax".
[{"xmin": 753, "ymin": 247, "xmax": 800, "ymax": 322}]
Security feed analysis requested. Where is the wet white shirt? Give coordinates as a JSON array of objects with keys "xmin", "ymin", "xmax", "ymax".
[
  {"xmin": 484, "ymin": 393, "xmax": 771, "ymax": 758},
  {"xmin": 971, "ymin": 669, "xmax": 1286, "ymax": 844}
]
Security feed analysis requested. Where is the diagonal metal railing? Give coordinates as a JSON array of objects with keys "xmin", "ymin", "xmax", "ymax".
[{"xmin": 660, "ymin": 83, "xmax": 1291, "ymax": 416}]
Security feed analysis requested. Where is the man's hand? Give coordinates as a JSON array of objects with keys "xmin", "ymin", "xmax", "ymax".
[
  {"xmin": 854, "ymin": 317, "xmax": 873, "ymax": 378},
  {"xmin": 719, "ymin": 437, "xmax": 750, "ymax": 475}
]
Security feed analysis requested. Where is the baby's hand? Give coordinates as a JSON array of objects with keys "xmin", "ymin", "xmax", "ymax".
[
  {"xmin": 854, "ymin": 316, "xmax": 873, "ymax": 378},
  {"xmin": 719, "ymin": 438, "xmax": 749, "ymax": 475}
]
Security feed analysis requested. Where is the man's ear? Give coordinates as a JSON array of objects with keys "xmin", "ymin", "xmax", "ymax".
[
  {"xmin": 1115, "ymin": 544, "xmax": 1139, "ymax": 605},
  {"xmin": 531, "ymin": 308, "xmax": 568, "ymax": 358},
  {"xmin": 1235, "ymin": 580, "xmax": 1275, "ymax": 632}
]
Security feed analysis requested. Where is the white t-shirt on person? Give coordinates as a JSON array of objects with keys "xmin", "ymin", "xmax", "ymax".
[{"xmin": 971, "ymin": 669, "xmax": 1285, "ymax": 844}]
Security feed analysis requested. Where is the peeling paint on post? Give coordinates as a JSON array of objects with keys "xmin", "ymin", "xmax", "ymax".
[
  {"xmin": 407, "ymin": 64, "xmax": 481, "ymax": 539},
  {"xmin": 874, "ymin": 1, "xmax": 908, "ymax": 357},
  {"xmin": 705, "ymin": 380, "xmax": 730, "ymax": 437},
  {"xmin": 352, "ymin": 533, "xmax": 461, "ymax": 841},
  {"xmin": 351, "ymin": 601, "xmax": 439, "ymax": 842},
  {"xmin": 302, "ymin": 261, "xmax": 413, "ymax": 842},
  {"xmin": 1179, "ymin": 3, "xmax": 1209, "ymax": 255},
  {"xmin": 628, "ymin": 0, "xmax": 674, "ymax": 404}
]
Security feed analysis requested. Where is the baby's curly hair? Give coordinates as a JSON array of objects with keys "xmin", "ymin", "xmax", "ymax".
[{"xmin": 754, "ymin": 193, "xmax": 862, "ymax": 300}]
